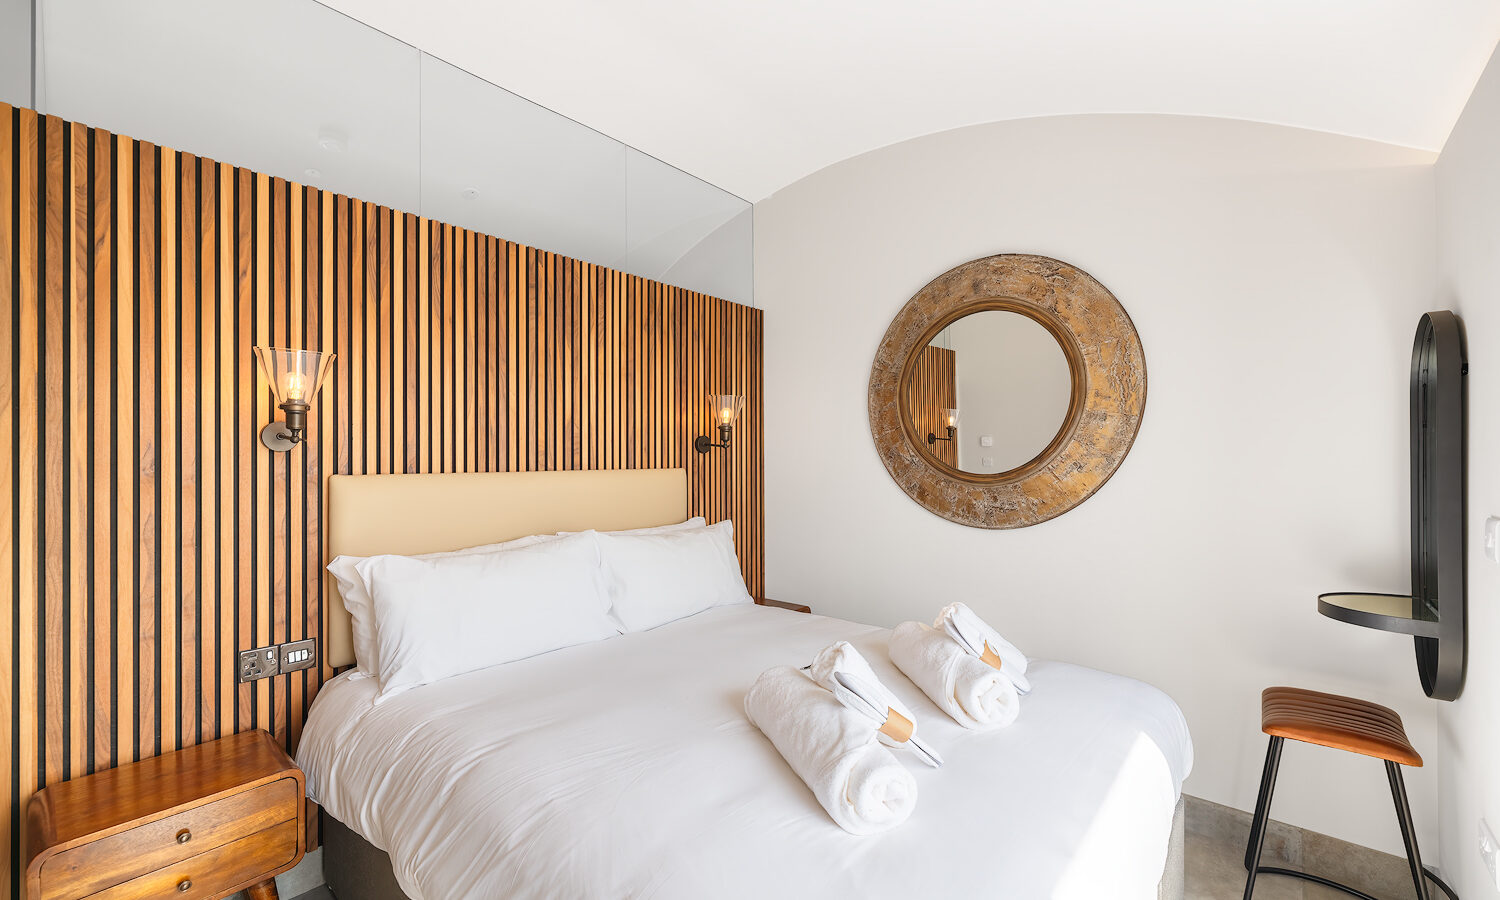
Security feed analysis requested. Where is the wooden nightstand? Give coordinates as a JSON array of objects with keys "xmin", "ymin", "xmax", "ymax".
[
  {"xmin": 756, "ymin": 597, "xmax": 812, "ymax": 614},
  {"xmin": 25, "ymin": 729, "xmax": 305, "ymax": 900}
]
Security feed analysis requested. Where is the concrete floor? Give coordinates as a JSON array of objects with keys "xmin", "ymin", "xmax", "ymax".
[
  {"xmin": 1185, "ymin": 797, "xmax": 1426, "ymax": 900},
  {"xmin": 1186, "ymin": 826, "xmax": 1404, "ymax": 899}
]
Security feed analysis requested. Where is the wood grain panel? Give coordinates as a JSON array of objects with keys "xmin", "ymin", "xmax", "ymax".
[
  {"xmin": 907, "ymin": 346, "xmax": 957, "ymax": 467},
  {"xmin": 0, "ymin": 102, "xmax": 763, "ymax": 896}
]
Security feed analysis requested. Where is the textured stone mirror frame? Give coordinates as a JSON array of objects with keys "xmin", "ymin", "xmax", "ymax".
[{"xmin": 868, "ymin": 254, "xmax": 1146, "ymax": 528}]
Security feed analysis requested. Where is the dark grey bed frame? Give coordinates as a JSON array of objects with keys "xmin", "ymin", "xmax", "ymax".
[
  {"xmin": 323, "ymin": 811, "xmax": 411, "ymax": 900},
  {"xmin": 321, "ymin": 799, "xmax": 1187, "ymax": 900}
]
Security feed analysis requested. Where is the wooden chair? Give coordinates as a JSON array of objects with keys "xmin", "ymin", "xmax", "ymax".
[{"xmin": 1241, "ymin": 687, "xmax": 1458, "ymax": 900}]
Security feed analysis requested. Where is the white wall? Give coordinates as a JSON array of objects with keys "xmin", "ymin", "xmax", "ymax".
[
  {"xmin": 755, "ymin": 114, "xmax": 1442, "ymax": 855},
  {"xmin": 1435, "ymin": 41, "xmax": 1500, "ymax": 900}
]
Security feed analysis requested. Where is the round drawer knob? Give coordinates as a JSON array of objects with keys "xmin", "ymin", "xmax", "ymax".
[
  {"xmin": 177, "ymin": 878, "xmax": 193, "ymax": 892},
  {"xmin": 176, "ymin": 829, "xmax": 192, "ymax": 844}
]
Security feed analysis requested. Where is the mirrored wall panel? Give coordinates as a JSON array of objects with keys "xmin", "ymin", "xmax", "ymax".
[
  {"xmin": 38, "ymin": 0, "xmax": 423, "ymax": 215},
  {"xmin": 418, "ymin": 52, "xmax": 628, "ymax": 270},
  {"xmin": 0, "ymin": 0, "xmax": 28, "ymax": 109},
  {"xmin": 34, "ymin": 0, "xmax": 752, "ymax": 304}
]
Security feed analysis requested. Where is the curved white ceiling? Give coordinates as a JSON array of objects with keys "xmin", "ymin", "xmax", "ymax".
[{"xmin": 320, "ymin": 0, "xmax": 1500, "ymax": 201}]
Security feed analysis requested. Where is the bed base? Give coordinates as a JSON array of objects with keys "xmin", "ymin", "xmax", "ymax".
[{"xmin": 322, "ymin": 797, "xmax": 1188, "ymax": 900}]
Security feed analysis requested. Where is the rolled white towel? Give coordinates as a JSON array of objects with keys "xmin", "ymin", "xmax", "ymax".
[
  {"xmin": 889, "ymin": 621, "xmax": 1022, "ymax": 730},
  {"xmin": 805, "ymin": 641, "xmax": 919, "ymax": 750},
  {"xmin": 937, "ymin": 601, "xmax": 1031, "ymax": 695},
  {"xmin": 745, "ymin": 666, "xmax": 917, "ymax": 835}
]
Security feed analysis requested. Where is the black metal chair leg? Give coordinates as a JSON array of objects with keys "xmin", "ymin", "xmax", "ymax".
[
  {"xmin": 1386, "ymin": 761, "xmax": 1431, "ymax": 900},
  {"xmin": 1244, "ymin": 736, "xmax": 1281, "ymax": 870},
  {"xmin": 1242, "ymin": 736, "xmax": 1284, "ymax": 900}
]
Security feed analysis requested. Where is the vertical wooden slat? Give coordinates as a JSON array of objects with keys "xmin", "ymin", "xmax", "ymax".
[
  {"xmin": 66, "ymin": 122, "xmax": 90, "ymax": 782},
  {"xmin": 175, "ymin": 150, "xmax": 198, "ymax": 753},
  {"xmin": 88, "ymin": 129, "xmax": 113, "ymax": 772},
  {"xmin": 18, "ymin": 107, "xmax": 40, "ymax": 877},
  {"xmin": 135, "ymin": 140, "xmax": 158, "ymax": 764},
  {"xmin": 269, "ymin": 177, "xmax": 289, "ymax": 747},
  {"xmin": 233, "ymin": 165, "xmax": 252, "ymax": 735},
  {"xmin": 217, "ymin": 162, "xmax": 235, "ymax": 740},
  {"xmin": 112, "ymin": 131, "xmax": 135, "ymax": 767},
  {"xmin": 157, "ymin": 146, "xmax": 178, "ymax": 761},
  {"xmin": 1, "ymin": 106, "xmax": 17, "ymax": 900},
  {"xmin": 196, "ymin": 158, "xmax": 217, "ymax": 744},
  {"xmin": 42, "ymin": 113, "xmax": 67, "ymax": 791}
]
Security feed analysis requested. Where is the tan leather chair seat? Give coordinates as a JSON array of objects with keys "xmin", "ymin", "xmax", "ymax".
[{"xmin": 1261, "ymin": 686, "xmax": 1422, "ymax": 767}]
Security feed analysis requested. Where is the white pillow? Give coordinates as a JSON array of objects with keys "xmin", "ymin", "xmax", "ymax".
[
  {"xmin": 326, "ymin": 516, "xmax": 706, "ymax": 676},
  {"xmin": 327, "ymin": 532, "xmax": 556, "ymax": 678},
  {"xmin": 596, "ymin": 521, "xmax": 754, "ymax": 632},
  {"xmin": 358, "ymin": 531, "xmax": 617, "ymax": 697}
]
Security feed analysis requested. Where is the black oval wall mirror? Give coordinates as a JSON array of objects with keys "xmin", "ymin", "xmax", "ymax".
[{"xmin": 1317, "ymin": 310, "xmax": 1467, "ymax": 700}]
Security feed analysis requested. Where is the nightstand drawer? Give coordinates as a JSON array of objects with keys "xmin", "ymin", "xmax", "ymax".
[
  {"xmin": 81, "ymin": 819, "xmax": 298, "ymax": 900},
  {"xmin": 40, "ymin": 778, "xmax": 299, "ymax": 900}
]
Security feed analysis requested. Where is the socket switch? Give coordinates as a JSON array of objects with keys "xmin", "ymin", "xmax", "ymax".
[
  {"xmin": 238, "ymin": 647, "xmax": 280, "ymax": 683},
  {"xmin": 279, "ymin": 639, "xmax": 317, "ymax": 673}
]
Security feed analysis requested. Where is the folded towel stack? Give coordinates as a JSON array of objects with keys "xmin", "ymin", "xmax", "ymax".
[
  {"xmin": 745, "ymin": 665, "xmax": 917, "ymax": 834},
  {"xmin": 889, "ymin": 602, "xmax": 1031, "ymax": 730}
]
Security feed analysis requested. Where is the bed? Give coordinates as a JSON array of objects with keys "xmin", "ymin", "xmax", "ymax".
[{"xmin": 298, "ymin": 469, "xmax": 1192, "ymax": 900}]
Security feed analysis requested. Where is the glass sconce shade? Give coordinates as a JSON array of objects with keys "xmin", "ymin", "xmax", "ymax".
[
  {"xmin": 713, "ymin": 394, "xmax": 744, "ymax": 428},
  {"xmin": 696, "ymin": 393, "xmax": 745, "ymax": 453},
  {"xmin": 254, "ymin": 347, "xmax": 335, "ymax": 406},
  {"xmin": 929, "ymin": 407, "xmax": 959, "ymax": 445},
  {"xmin": 254, "ymin": 347, "xmax": 335, "ymax": 451}
]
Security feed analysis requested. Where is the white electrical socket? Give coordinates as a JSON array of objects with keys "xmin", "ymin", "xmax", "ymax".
[
  {"xmin": 1480, "ymin": 818, "xmax": 1500, "ymax": 889},
  {"xmin": 1485, "ymin": 517, "xmax": 1500, "ymax": 564}
]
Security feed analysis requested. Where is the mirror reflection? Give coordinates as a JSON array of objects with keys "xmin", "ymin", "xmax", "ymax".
[{"xmin": 907, "ymin": 310, "xmax": 1072, "ymax": 474}]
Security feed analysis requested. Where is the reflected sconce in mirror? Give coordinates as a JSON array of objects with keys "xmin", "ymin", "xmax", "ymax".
[
  {"xmin": 253, "ymin": 347, "xmax": 335, "ymax": 452},
  {"xmin": 928, "ymin": 408, "xmax": 959, "ymax": 446},
  {"xmin": 695, "ymin": 394, "xmax": 744, "ymax": 453}
]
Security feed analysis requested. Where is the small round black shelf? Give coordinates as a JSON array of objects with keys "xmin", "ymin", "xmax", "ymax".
[{"xmin": 1317, "ymin": 592, "xmax": 1439, "ymax": 640}]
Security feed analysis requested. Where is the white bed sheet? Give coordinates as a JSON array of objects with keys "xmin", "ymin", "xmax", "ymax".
[{"xmin": 298, "ymin": 604, "xmax": 1193, "ymax": 900}]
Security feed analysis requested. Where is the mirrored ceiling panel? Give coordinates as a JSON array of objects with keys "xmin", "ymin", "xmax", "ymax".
[
  {"xmin": 35, "ymin": 0, "xmax": 752, "ymax": 305},
  {"xmin": 624, "ymin": 149, "xmax": 753, "ymax": 304},
  {"xmin": 418, "ymin": 53, "xmax": 628, "ymax": 274},
  {"xmin": 38, "ymin": 0, "xmax": 422, "ymax": 215}
]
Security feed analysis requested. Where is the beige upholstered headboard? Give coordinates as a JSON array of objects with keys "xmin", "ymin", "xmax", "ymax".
[{"xmin": 325, "ymin": 468, "xmax": 689, "ymax": 668}]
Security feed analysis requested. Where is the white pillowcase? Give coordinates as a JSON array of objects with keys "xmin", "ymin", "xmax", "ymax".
[
  {"xmin": 357, "ymin": 531, "xmax": 616, "ymax": 698},
  {"xmin": 596, "ymin": 521, "xmax": 754, "ymax": 632},
  {"xmin": 327, "ymin": 516, "xmax": 707, "ymax": 677},
  {"xmin": 328, "ymin": 533, "xmax": 551, "ymax": 678}
]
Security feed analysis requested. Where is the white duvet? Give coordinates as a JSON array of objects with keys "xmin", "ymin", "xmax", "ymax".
[{"xmin": 298, "ymin": 605, "xmax": 1193, "ymax": 900}]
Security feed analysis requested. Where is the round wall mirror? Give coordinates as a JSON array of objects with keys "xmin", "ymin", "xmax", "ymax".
[
  {"xmin": 869, "ymin": 254, "xmax": 1146, "ymax": 529},
  {"xmin": 912, "ymin": 309, "xmax": 1075, "ymax": 476}
]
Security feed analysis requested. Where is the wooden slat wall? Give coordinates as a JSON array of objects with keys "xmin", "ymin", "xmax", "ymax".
[
  {"xmin": 0, "ymin": 102, "xmax": 763, "ymax": 895},
  {"xmin": 908, "ymin": 346, "xmax": 957, "ymax": 466}
]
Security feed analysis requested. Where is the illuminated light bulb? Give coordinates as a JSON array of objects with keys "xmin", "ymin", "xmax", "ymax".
[{"xmin": 284, "ymin": 372, "xmax": 306, "ymax": 402}]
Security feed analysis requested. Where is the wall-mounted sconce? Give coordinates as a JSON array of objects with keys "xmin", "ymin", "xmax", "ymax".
[
  {"xmin": 928, "ymin": 408, "xmax": 958, "ymax": 446},
  {"xmin": 254, "ymin": 347, "xmax": 335, "ymax": 452},
  {"xmin": 695, "ymin": 394, "xmax": 744, "ymax": 453}
]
